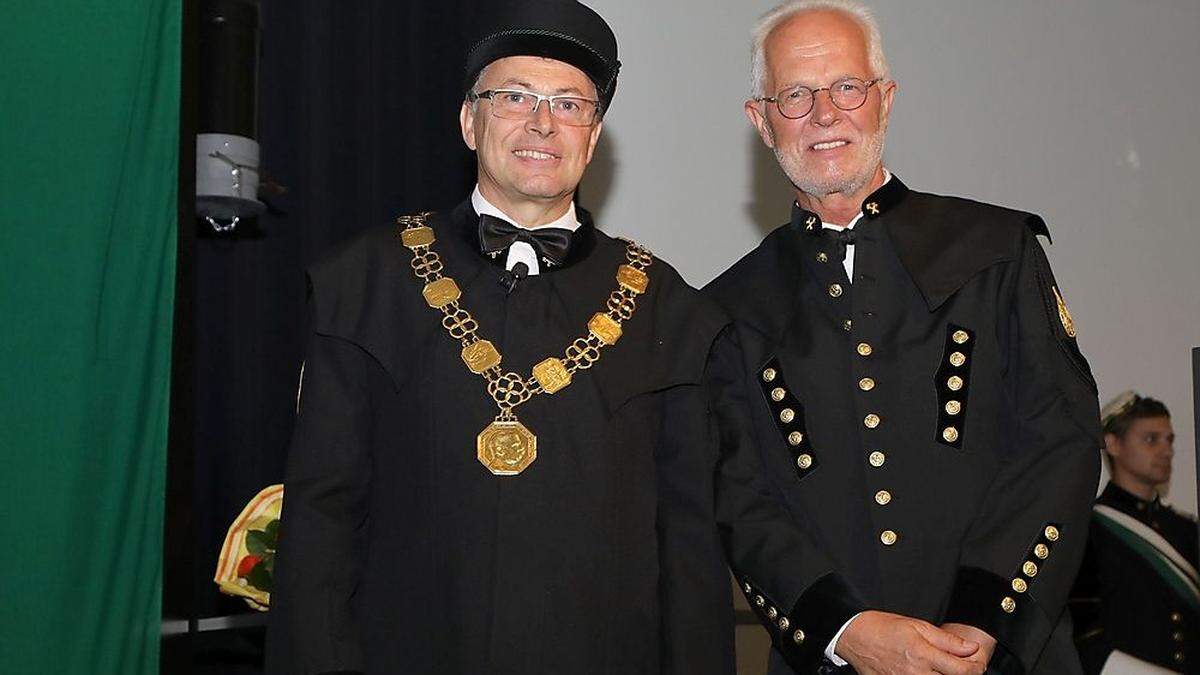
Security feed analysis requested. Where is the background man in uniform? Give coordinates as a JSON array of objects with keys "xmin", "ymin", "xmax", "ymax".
[
  {"xmin": 264, "ymin": 1, "xmax": 841, "ymax": 673},
  {"xmin": 1070, "ymin": 392, "xmax": 1199, "ymax": 674},
  {"xmin": 706, "ymin": 1, "xmax": 1102, "ymax": 673}
]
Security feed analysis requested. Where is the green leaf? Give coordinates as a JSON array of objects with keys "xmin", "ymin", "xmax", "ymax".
[
  {"xmin": 246, "ymin": 560, "xmax": 273, "ymax": 592},
  {"xmin": 246, "ymin": 529, "xmax": 270, "ymax": 555},
  {"xmin": 264, "ymin": 519, "xmax": 279, "ymax": 542}
]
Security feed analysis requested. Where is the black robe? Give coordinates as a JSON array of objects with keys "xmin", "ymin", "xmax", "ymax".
[
  {"xmin": 264, "ymin": 199, "xmax": 807, "ymax": 675},
  {"xmin": 705, "ymin": 176, "xmax": 1102, "ymax": 674},
  {"xmin": 1069, "ymin": 482, "xmax": 1200, "ymax": 673}
]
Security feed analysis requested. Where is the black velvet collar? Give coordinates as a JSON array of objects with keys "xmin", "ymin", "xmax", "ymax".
[
  {"xmin": 789, "ymin": 175, "xmax": 910, "ymax": 235},
  {"xmin": 1099, "ymin": 481, "xmax": 1164, "ymax": 518}
]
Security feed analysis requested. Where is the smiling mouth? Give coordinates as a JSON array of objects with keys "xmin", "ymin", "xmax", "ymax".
[
  {"xmin": 513, "ymin": 149, "xmax": 560, "ymax": 161},
  {"xmin": 811, "ymin": 140, "xmax": 850, "ymax": 151}
]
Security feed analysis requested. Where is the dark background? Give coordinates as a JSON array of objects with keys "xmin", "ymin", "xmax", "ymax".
[{"xmin": 165, "ymin": 1, "xmax": 483, "ymax": 671}]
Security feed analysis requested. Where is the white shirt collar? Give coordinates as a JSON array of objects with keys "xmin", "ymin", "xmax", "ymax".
[{"xmin": 471, "ymin": 186, "xmax": 580, "ymax": 232}]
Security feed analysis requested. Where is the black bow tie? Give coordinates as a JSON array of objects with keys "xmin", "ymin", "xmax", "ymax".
[
  {"xmin": 478, "ymin": 213, "xmax": 573, "ymax": 267},
  {"xmin": 822, "ymin": 227, "xmax": 857, "ymax": 263}
]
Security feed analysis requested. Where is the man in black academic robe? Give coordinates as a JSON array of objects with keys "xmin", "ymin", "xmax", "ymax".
[
  {"xmin": 706, "ymin": 4, "xmax": 1102, "ymax": 674},
  {"xmin": 265, "ymin": 2, "xmax": 823, "ymax": 674},
  {"xmin": 1070, "ymin": 394, "xmax": 1200, "ymax": 673}
]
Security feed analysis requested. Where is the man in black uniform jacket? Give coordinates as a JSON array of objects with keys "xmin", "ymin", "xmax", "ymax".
[
  {"xmin": 706, "ymin": 2, "xmax": 1102, "ymax": 674},
  {"xmin": 264, "ymin": 2, "xmax": 837, "ymax": 674},
  {"xmin": 1070, "ymin": 393, "xmax": 1199, "ymax": 673}
]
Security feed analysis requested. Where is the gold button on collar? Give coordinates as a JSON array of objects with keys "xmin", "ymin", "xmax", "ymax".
[
  {"xmin": 796, "ymin": 454, "xmax": 813, "ymax": 469},
  {"xmin": 857, "ymin": 342, "xmax": 873, "ymax": 357},
  {"xmin": 945, "ymin": 400, "xmax": 962, "ymax": 415},
  {"xmin": 869, "ymin": 451, "xmax": 886, "ymax": 467},
  {"xmin": 864, "ymin": 413, "xmax": 881, "ymax": 429},
  {"xmin": 880, "ymin": 529, "xmax": 898, "ymax": 546},
  {"xmin": 859, "ymin": 377, "xmax": 875, "ymax": 391},
  {"xmin": 771, "ymin": 387, "xmax": 786, "ymax": 401},
  {"xmin": 875, "ymin": 490, "xmax": 892, "ymax": 505},
  {"xmin": 762, "ymin": 368, "xmax": 776, "ymax": 382},
  {"xmin": 947, "ymin": 376, "xmax": 964, "ymax": 391},
  {"xmin": 952, "ymin": 330, "xmax": 970, "ymax": 344},
  {"xmin": 942, "ymin": 426, "xmax": 959, "ymax": 443},
  {"xmin": 949, "ymin": 351, "xmax": 966, "ymax": 367},
  {"xmin": 866, "ymin": 202, "xmax": 880, "ymax": 215},
  {"xmin": 829, "ymin": 283, "xmax": 843, "ymax": 298}
]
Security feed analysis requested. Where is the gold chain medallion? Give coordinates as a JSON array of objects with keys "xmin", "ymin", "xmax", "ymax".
[{"xmin": 397, "ymin": 213, "xmax": 653, "ymax": 476}]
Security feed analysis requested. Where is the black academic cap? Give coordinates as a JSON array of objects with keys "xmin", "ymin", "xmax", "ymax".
[{"xmin": 464, "ymin": 0, "xmax": 621, "ymax": 112}]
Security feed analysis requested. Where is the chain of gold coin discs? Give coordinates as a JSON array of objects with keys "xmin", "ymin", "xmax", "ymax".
[{"xmin": 397, "ymin": 212, "xmax": 653, "ymax": 476}]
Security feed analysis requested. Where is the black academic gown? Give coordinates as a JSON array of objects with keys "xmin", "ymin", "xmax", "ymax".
[
  {"xmin": 705, "ymin": 177, "xmax": 1102, "ymax": 675},
  {"xmin": 264, "ymin": 200, "xmax": 742, "ymax": 675},
  {"xmin": 1069, "ymin": 482, "xmax": 1200, "ymax": 673}
]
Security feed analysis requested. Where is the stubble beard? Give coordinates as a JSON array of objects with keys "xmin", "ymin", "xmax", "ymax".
[{"xmin": 774, "ymin": 123, "xmax": 887, "ymax": 198}]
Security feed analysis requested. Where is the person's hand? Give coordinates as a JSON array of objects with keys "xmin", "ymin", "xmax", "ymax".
[
  {"xmin": 940, "ymin": 623, "xmax": 997, "ymax": 668},
  {"xmin": 834, "ymin": 610, "xmax": 986, "ymax": 675}
]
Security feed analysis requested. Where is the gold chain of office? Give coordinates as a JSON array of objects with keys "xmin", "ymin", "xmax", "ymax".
[{"xmin": 397, "ymin": 212, "xmax": 653, "ymax": 476}]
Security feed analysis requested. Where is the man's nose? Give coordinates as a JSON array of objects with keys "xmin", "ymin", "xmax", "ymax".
[
  {"xmin": 810, "ymin": 89, "xmax": 841, "ymax": 127},
  {"xmin": 525, "ymin": 99, "xmax": 556, "ymax": 135}
]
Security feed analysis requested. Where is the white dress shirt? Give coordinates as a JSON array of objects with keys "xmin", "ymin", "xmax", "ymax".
[{"xmin": 471, "ymin": 186, "xmax": 580, "ymax": 276}]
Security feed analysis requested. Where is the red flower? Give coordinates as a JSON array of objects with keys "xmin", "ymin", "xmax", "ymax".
[{"xmin": 237, "ymin": 554, "xmax": 262, "ymax": 577}]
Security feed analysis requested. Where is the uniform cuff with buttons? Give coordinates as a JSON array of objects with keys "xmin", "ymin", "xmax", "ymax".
[
  {"xmin": 741, "ymin": 573, "xmax": 867, "ymax": 672},
  {"xmin": 943, "ymin": 566, "xmax": 1052, "ymax": 674}
]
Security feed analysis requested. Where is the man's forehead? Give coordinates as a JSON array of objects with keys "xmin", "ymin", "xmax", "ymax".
[
  {"xmin": 765, "ymin": 12, "xmax": 871, "ymax": 79},
  {"xmin": 1128, "ymin": 416, "xmax": 1174, "ymax": 434},
  {"xmin": 481, "ymin": 55, "xmax": 596, "ymax": 93}
]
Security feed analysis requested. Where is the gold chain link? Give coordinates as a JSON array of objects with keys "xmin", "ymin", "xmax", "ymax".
[{"xmin": 396, "ymin": 213, "xmax": 652, "ymax": 416}]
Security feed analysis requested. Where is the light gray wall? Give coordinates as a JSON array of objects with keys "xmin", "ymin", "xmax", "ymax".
[{"xmin": 581, "ymin": 0, "xmax": 1200, "ymax": 514}]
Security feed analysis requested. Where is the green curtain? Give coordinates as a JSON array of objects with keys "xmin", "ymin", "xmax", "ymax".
[{"xmin": 0, "ymin": 2, "xmax": 179, "ymax": 673}]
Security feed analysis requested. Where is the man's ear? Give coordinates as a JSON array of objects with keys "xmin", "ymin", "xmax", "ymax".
[
  {"xmin": 460, "ymin": 100, "xmax": 478, "ymax": 150},
  {"xmin": 744, "ymin": 99, "xmax": 775, "ymax": 149},
  {"xmin": 1103, "ymin": 432, "xmax": 1121, "ymax": 460}
]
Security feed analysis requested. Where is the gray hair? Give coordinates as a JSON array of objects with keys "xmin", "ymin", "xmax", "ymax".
[{"xmin": 750, "ymin": 0, "xmax": 890, "ymax": 97}]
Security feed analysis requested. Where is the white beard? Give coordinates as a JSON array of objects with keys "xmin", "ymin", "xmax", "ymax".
[{"xmin": 773, "ymin": 123, "xmax": 887, "ymax": 198}]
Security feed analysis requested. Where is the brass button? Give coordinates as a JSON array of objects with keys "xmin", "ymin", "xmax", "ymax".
[
  {"xmin": 945, "ymin": 400, "xmax": 961, "ymax": 415},
  {"xmin": 1173, "ymin": 631, "xmax": 1184, "ymax": 642},
  {"xmin": 868, "ymin": 451, "xmax": 886, "ymax": 467},
  {"xmin": 771, "ymin": 387, "xmax": 786, "ymax": 401},
  {"xmin": 864, "ymin": 413, "xmax": 881, "ymax": 429},
  {"xmin": 949, "ymin": 351, "xmax": 966, "ymax": 367},
  {"xmin": 875, "ymin": 490, "xmax": 892, "ymax": 505},
  {"xmin": 1045, "ymin": 525, "xmax": 1060, "ymax": 541},
  {"xmin": 793, "ymin": 629, "xmax": 806, "ymax": 644},
  {"xmin": 743, "ymin": 582, "xmax": 752, "ymax": 594},
  {"xmin": 952, "ymin": 330, "xmax": 970, "ymax": 344},
  {"xmin": 796, "ymin": 454, "xmax": 813, "ymax": 470},
  {"xmin": 1001, "ymin": 597, "xmax": 1017, "ymax": 613},
  {"xmin": 778, "ymin": 617, "xmax": 790, "ymax": 631},
  {"xmin": 942, "ymin": 426, "xmax": 959, "ymax": 443},
  {"xmin": 1023, "ymin": 561, "xmax": 1038, "ymax": 577},
  {"xmin": 1034, "ymin": 544, "xmax": 1049, "ymax": 559},
  {"xmin": 842, "ymin": 319, "xmax": 853, "ymax": 332},
  {"xmin": 1172, "ymin": 611, "xmax": 1184, "ymax": 623},
  {"xmin": 816, "ymin": 252, "xmax": 829, "ymax": 263},
  {"xmin": 767, "ymin": 607, "xmax": 778, "ymax": 620},
  {"xmin": 788, "ymin": 431, "xmax": 803, "ymax": 446},
  {"xmin": 857, "ymin": 342, "xmax": 873, "ymax": 356},
  {"xmin": 880, "ymin": 530, "xmax": 898, "ymax": 546},
  {"xmin": 859, "ymin": 377, "xmax": 876, "ymax": 391},
  {"xmin": 1012, "ymin": 578, "xmax": 1028, "ymax": 593},
  {"xmin": 762, "ymin": 368, "xmax": 776, "ymax": 382},
  {"xmin": 754, "ymin": 595, "xmax": 765, "ymax": 607},
  {"xmin": 829, "ymin": 283, "xmax": 843, "ymax": 298},
  {"xmin": 947, "ymin": 375, "xmax": 964, "ymax": 391},
  {"xmin": 1175, "ymin": 652, "xmax": 1185, "ymax": 664},
  {"xmin": 780, "ymin": 408, "xmax": 795, "ymax": 423}
]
